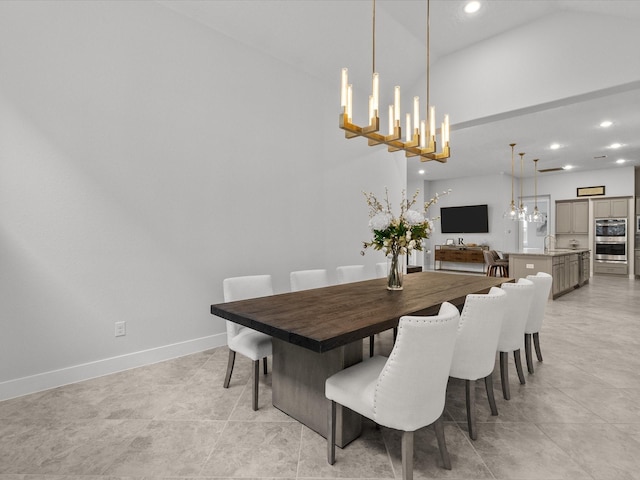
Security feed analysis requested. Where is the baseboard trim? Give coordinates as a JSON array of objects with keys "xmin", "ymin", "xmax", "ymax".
[{"xmin": 0, "ymin": 333, "xmax": 227, "ymax": 402}]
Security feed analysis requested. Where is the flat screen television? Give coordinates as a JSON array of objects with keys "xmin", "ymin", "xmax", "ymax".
[{"xmin": 440, "ymin": 204, "xmax": 489, "ymax": 233}]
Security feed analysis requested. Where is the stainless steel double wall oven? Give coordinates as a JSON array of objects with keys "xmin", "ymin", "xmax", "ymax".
[{"xmin": 595, "ymin": 218, "xmax": 627, "ymax": 264}]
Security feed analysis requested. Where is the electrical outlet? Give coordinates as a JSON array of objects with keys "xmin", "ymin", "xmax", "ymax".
[{"xmin": 115, "ymin": 321, "xmax": 126, "ymax": 337}]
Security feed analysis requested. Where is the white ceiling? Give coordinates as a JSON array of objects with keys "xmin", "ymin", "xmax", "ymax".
[{"xmin": 158, "ymin": 0, "xmax": 640, "ymax": 182}]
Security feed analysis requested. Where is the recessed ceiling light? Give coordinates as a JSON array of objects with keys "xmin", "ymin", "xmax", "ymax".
[
  {"xmin": 550, "ymin": 143, "xmax": 561, "ymax": 150},
  {"xmin": 464, "ymin": 1, "xmax": 481, "ymax": 14},
  {"xmin": 563, "ymin": 165, "xmax": 574, "ymax": 170},
  {"xmin": 600, "ymin": 120, "xmax": 613, "ymax": 128},
  {"xmin": 609, "ymin": 143, "xmax": 622, "ymax": 149},
  {"xmin": 616, "ymin": 159, "xmax": 626, "ymax": 164},
  {"xmin": 418, "ymin": 169, "xmax": 425, "ymax": 175}
]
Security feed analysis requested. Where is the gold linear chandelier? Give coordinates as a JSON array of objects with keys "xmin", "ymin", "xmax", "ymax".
[{"xmin": 339, "ymin": 0, "xmax": 450, "ymax": 162}]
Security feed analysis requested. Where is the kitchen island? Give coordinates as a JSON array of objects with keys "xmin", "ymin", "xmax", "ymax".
[{"xmin": 507, "ymin": 249, "xmax": 590, "ymax": 299}]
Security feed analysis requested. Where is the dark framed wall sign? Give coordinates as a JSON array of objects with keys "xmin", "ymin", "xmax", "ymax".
[{"xmin": 577, "ymin": 186, "xmax": 605, "ymax": 197}]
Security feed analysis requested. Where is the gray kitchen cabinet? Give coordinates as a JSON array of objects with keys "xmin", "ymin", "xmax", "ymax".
[
  {"xmin": 594, "ymin": 198, "xmax": 628, "ymax": 218},
  {"xmin": 580, "ymin": 251, "xmax": 590, "ymax": 285},
  {"xmin": 556, "ymin": 200, "xmax": 588, "ymax": 234},
  {"xmin": 569, "ymin": 255, "xmax": 579, "ymax": 287}
]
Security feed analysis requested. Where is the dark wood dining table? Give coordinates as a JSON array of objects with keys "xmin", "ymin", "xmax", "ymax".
[{"xmin": 210, "ymin": 271, "xmax": 511, "ymax": 446}]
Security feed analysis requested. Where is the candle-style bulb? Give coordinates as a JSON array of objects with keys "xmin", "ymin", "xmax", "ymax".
[
  {"xmin": 394, "ymin": 86, "xmax": 401, "ymax": 122},
  {"xmin": 405, "ymin": 113, "xmax": 411, "ymax": 142},
  {"xmin": 340, "ymin": 68, "xmax": 348, "ymax": 108},
  {"xmin": 372, "ymin": 73, "xmax": 379, "ymax": 113}
]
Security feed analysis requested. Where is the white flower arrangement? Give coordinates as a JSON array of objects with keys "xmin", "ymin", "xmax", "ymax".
[{"xmin": 362, "ymin": 188, "xmax": 451, "ymax": 257}]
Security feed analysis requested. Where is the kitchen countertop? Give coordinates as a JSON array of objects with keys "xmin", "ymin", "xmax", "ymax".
[{"xmin": 506, "ymin": 248, "xmax": 590, "ymax": 257}]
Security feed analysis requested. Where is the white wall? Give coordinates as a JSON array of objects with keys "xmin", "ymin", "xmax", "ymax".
[
  {"xmin": 423, "ymin": 174, "xmax": 516, "ymax": 271},
  {"xmin": 531, "ymin": 166, "xmax": 635, "ymax": 206},
  {"xmin": 429, "ymin": 10, "xmax": 640, "ymax": 125},
  {"xmin": 0, "ymin": 1, "xmax": 404, "ymax": 399}
]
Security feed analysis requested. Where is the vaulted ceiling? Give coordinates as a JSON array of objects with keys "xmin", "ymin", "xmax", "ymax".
[{"xmin": 158, "ymin": 0, "xmax": 640, "ymax": 181}]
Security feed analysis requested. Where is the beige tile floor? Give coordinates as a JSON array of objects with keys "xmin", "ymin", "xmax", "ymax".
[{"xmin": 1, "ymin": 274, "xmax": 639, "ymax": 479}]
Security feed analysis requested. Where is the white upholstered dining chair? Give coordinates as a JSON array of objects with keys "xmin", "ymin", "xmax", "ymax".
[
  {"xmin": 498, "ymin": 278, "xmax": 535, "ymax": 400},
  {"xmin": 449, "ymin": 287, "xmax": 506, "ymax": 440},
  {"xmin": 336, "ymin": 265, "xmax": 378, "ymax": 357},
  {"xmin": 336, "ymin": 265, "xmax": 367, "ymax": 284},
  {"xmin": 290, "ymin": 269, "xmax": 330, "ymax": 292},
  {"xmin": 524, "ymin": 272, "xmax": 553, "ymax": 374},
  {"xmin": 222, "ymin": 274, "xmax": 273, "ymax": 411},
  {"xmin": 325, "ymin": 302, "xmax": 461, "ymax": 478},
  {"xmin": 375, "ymin": 262, "xmax": 387, "ymax": 279}
]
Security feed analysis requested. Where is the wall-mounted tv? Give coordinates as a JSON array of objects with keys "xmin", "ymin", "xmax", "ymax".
[{"xmin": 440, "ymin": 204, "xmax": 489, "ymax": 233}]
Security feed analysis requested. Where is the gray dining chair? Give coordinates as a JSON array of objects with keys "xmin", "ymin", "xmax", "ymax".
[
  {"xmin": 222, "ymin": 274, "xmax": 273, "ymax": 411},
  {"xmin": 326, "ymin": 302, "xmax": 461, "ymax": 478}
]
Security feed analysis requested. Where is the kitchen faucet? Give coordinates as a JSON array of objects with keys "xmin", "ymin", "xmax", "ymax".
[{"xmin": 543, "ymin": 235, "xmax": 556, "ymax": 253}]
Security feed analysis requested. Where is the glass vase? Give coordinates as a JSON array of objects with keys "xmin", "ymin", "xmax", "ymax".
[{"xmin": 387, "ymin": 251, "xmax": 404, "ymax": 291}]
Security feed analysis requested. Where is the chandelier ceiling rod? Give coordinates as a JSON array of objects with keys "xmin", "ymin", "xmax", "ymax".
[
  {"xmin": 372, "ymin": 0, "xmax": 376, "ymax": 75},
  {"xmin": 426, "ymin": 0, "xmax": 430, "ymax": 116}
]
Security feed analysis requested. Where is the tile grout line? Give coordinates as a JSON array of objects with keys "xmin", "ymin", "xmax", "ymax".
[{"xmin": 197, "ymin": 349, "xmax": 248, "ymax": 476}]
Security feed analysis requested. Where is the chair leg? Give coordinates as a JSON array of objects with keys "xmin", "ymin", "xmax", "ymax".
[
  {"xmin": 223, "ymin": 350, "xmax": 236, "ymax": 388},
  {"xmin": 369, "ymin": 335, "xmax": 375, "ymax": 357},
  {"xmin": 485, "ymin": 372, "xmax": 498, "ymax": 416},
  {"xmin": 401, "ymin": 430, "xmax": 414, "ymax": 480},
  {"xmin": 499, "ymin": 351, "xmax": 510, "ymax": 400},
  {"xmin": 433, "ymin": 415, "xmax": 451, "ymax": 470},
  {"xmin": 327, "ymin": 400, "xmax": 336, "ymax": 465},
  {"xmin": 524, "ymin": 333, "xmax": 534, "ymax": 373},
  {"xmin": 252, "ymin": 360, "xmax": 259, "ymax": 411},
  {"xmin": 263, "ymin": 356, "xmax": 268, "ymax": 375},
  {"xmin": 465, "ymin": 379, "xmax": 477, "ymax": 441},
  {"xmin": 533, "ymin": 332, "xmax": 543, "ymax": 362},
  {"xmin": 514, "ymin": 349, "xmax": 526, "ymax": 384}
]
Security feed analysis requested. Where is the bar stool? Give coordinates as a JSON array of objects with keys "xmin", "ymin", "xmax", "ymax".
[{"xmin": 484, "ymin": 250, "xmax": 509, "ymax": 277}]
